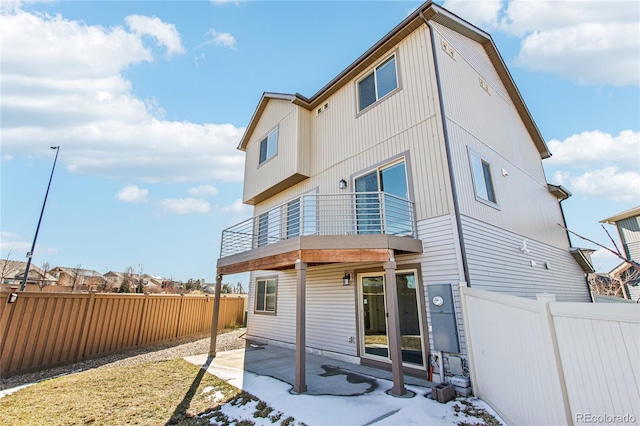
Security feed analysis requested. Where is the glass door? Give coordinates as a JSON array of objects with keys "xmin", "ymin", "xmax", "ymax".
[
  {"xmin": 358, "ymin": 270, "xmax": 424, "ymax": 366},
  {"xmin": 360, "ymin": 275, "xmax": 388, "ymax": 358},
  {"xmin": 354, "ymin": 160, "xmax": 409, "ymax": 235}
]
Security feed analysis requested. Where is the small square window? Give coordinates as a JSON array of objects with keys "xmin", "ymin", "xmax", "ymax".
[
  {"xmin": 255, "ymin": 278, "xmax": 277, "ymax": 313},
  {"xmin": 358, "ymin": 55, "xmax": 398, "ymax": 112},
  {"xmin": 259, "ymin": 127, "xmax": 278, "ymax": 164},
  {"xmin": 470, "ymin": 152, "xmax": 497, "ymax": 204}
]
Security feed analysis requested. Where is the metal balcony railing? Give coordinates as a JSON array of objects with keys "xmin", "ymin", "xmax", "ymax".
[{"xmin": 220, "ymin": 192, "xmax": 417, "ymax": 258}]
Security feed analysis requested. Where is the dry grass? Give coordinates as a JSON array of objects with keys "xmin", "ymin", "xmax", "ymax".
[{"xmin": 0, "ymin": 359, "xmax": 240, "ymax": 425}]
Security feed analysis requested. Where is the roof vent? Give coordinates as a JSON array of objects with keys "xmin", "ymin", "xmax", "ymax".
[{"xmin": 441, "ymin": 39, "xmax": 455, "ymax": 59}]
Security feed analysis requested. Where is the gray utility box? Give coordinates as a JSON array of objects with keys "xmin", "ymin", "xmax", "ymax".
[{"xmin": 427, "ymin": 284, "xmax": 460, "ymax": 353}]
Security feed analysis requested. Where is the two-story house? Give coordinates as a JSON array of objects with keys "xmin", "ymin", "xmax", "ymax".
[{"xmin": 211, "ymin": 1, "xmax": 591, "ymax": 396}]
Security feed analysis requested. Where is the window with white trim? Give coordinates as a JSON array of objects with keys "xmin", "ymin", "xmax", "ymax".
[
  {"xmin": 255, "ymin": 278, "xmax": 277, "ymax": 313},
  {"xmin": 259, "ymin": 127, "xmax": 278, "ymax": 164},
  {"xmin": 470, "ymin": 152, "xmax": 497, "ymax": 204},
  {"xmin": 358, "ymin": 55, "xmax": 398, "ymax": 112}
]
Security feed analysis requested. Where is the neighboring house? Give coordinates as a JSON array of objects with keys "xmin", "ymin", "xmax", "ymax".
[
  {"xmin": 50, "ymin": 266, "xmax": 105, "ymax": 290},
  {"xmin": 0, "ymin": 260, "xmax": 56, "ymax": 288},
  {"xmin": 212, "ymin": 1, "xmax": 591, "ymax": 395},
  {"xmin": 600, "ymin": 206, "xmax": 640, "ymax": 301},
  {"xmin": 104, "ymin": 271, "xmax": 163, "ymax": 293}
]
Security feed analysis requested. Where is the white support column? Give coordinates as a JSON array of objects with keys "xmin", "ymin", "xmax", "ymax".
[
  {"xmin": 384, "ymin": 251, "xmax": 406, "ymax": 396},
  {"xmin": 294, "ymin": 259, "xmax": 308, "ymax": 394},
  {"xmin": 208, "ymin": 273, "xmax": 223, "ymax": 358}
]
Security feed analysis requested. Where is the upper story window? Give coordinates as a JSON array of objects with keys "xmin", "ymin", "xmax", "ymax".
[
  {"xmin": 358, "ymin": 55, "xmax": 398, "ymax": 112},
  {"xmin": 469, "ymin": 151, "xmax": 497, "ymax": 205},
  {"xmin": 259, "ymin": 127, "xmax": 278, "ymax": 165}
]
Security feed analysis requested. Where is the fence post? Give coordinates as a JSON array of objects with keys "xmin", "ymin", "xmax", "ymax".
[
  {"xmin": 536, "ymin": 294, "xmax": 572, "ymax": 424},
  {"xmin": 175, "ymin": 294, "xmax": 185, "ymax": 339},
  {"xmin": 75, "ymin": 290, "xmax": 97, "ymax": 362},
  {"xmin": 136, "ymin": 293, "xmax": 150, "ymax": 347},
  {"xmin": 458, "ymin": 282, "xmax": 479, "ymax": 394}
]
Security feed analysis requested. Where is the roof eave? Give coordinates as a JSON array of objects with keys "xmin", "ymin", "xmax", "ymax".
[{"xmin": 600, "ymin": 206, "xmax": 640, "ymax": 224}]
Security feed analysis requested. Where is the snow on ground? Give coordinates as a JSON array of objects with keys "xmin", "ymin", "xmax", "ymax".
[
  {"xmin": 187, "ymin": 356, "xmax": 505, "ymax": 426},
  {"xmin": 0, "ymin": 383, "xmax": 34, "ymax": 399}
]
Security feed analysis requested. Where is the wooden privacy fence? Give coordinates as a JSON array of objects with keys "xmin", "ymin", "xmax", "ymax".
[
  {"xmin": 0, "ymin": 291, "xmax": 247, "ymax": 378},
  {"xmin": 460, "ymin": 284, "xmax": 639, "ymax": 426}
]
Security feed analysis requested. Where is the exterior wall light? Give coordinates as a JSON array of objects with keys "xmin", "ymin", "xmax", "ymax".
[
  {"xmin": 343, "ymin": 272, "xmax": 351, "ymax": 286},
  {"xmin": 339, "ymin": 179, "xmax": 347, "ymax": 190}
]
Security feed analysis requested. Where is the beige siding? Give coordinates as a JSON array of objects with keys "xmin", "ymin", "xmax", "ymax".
[
  {"xmin": 461, "ymin": 215, "xmax": 591, "ymax": 302},
  {"xmin": 416, "ymin": 214, "xmax": 467, "ymax": 356},
  {"xmin": 431, "ymin": 22, "xmax": 545, "ymax": 181},
  {"xmin": 253, "ymin": 26, "xmax": 454, "ymax": 222},
  {"xmin": 429, "ymin": 22, "xmax": 571, "ymax": 250},
  {"xmin": 246, "ymin": 264, "xmax": 365, "ymax": 357},
  {"xmin": 449, "ymin": 123, "xmax": 570, "ymax": 249},
  {"xmin": 246, "ymin": 214, "xmax": 470, "ymax": 360},
  {"xmin": 243, "ymin": 100, "xmax": 309, "ymax": 204}
]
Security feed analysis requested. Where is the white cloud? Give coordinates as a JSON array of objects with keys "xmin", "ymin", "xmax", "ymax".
[
  {"xmin": 220, "ymin": 199, "xmax": 251, "ymax": 216},
  {"xmin": 206, "ymin": 29, "xmax": 237, "ymax": 49},
  {"xmin": 442, "ymin": 0, "xmax": 503, "ymax": 28},
  {"xmin": 591, "ymin": 247, "xmax": 617, "ymax": 259},
  {"xmin": 441, "ymin": 0, "xmax": 640, "ymax": 86},
  {"xmin": 546, "ymin": 130, "xmax": 640, "ymax": 168},
  {"xmin": 0, "ymin": 231, "xmax": 57, "ymax": 255},
  {"xmin": 116, "ymin": 185, "xmax": 149, "ymax": 203},
  {"xmin": 546, "ymin": 130, "xmax": 640, "ymax": 203},
  {"xmin": 514, "ymin": 22, "xmax": 640, "ymax": 86},
  {"xmin": 125, "ymin": 14, "xmax": 185, "ymax": 56},
  {"xmin": 160, "ymin": 198, "xmax": 210, "ymax": 214},
  {"xmin": 553, "ymin": 167, "xmax": 640, "ymax": 203},
  {"xmin": 0, "ymin": 10, "xmax": 245, "ymax": 183},
  {"xmin": 210, "ymin": 0, "xmax": 242, "ymax": 5},
  {"xmin": 188, "ymin": 184, "xmax": 219, "ymax": 197}
]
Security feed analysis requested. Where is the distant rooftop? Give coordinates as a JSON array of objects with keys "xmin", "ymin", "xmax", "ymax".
[{"xmin": 600, "ymin": 206, "xmax": 640, "ymax": 224}]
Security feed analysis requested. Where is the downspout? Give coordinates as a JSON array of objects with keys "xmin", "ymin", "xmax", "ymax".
[{"xmin": 419, "ymin": 11, "xmax": 471, "ymax": 287}]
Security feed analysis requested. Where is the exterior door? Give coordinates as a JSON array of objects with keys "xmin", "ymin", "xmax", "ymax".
[{"xmin": 358, "ymin": 270, "xmax": 424, "ymax": 366}]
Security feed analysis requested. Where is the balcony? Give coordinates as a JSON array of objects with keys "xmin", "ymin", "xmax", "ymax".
[{"xmin": 217, "ymin": 192, "xmax": 423, "ymax": 274}]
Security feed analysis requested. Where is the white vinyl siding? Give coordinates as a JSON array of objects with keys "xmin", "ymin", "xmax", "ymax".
[{"xmin": 461, "ymin": 215, "xmax": 591, "ymax": 302}]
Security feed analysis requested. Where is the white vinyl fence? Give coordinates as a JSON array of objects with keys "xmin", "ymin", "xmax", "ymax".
[{"xmin": 460, "ymin": 285, "xmax": 639, "ymax": 426}]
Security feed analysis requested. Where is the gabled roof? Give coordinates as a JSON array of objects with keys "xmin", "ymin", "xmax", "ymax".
[
  {"xmin": 600, "ymin": 206, "xmax": 640, "ymax": 224},
  {"xmin": 51, "ymin": 266, "xmax": 102, "ymax": 277},
  {"xmin": 238, "ymin": 1, "xmax": 550, "ymax": 158}
]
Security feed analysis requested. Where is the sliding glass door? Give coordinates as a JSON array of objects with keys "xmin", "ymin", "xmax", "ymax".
[{"xmin": 354, "ymin": 160, "xmax": 409, "ymax": 235}]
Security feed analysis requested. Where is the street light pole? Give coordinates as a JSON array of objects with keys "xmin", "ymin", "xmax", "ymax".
[{"xmin": 20, "ymin": 146, "xmax": 60, "ymax": 291}]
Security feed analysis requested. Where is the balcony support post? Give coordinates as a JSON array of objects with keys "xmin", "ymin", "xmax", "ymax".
[
  {"xmin": 208, "ymin": 273, "xmax": 223, "ymax": 358},
  {"xmin": 294, "ymin": 259, "xmax": 308, "ymax": 394},
  {"xmin": 384, "ymin": 251, "xmax": 407, "ymax": 396}
]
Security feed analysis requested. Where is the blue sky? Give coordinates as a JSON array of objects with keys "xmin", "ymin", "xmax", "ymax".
[{"xmin": 1, "ymin": 0, "xmax": 639, "ymax": 284}]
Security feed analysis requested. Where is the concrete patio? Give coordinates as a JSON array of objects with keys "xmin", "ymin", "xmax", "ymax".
[{"xmin": 185, "ymin": 344, "xmax": 433, "ymax": 397}]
